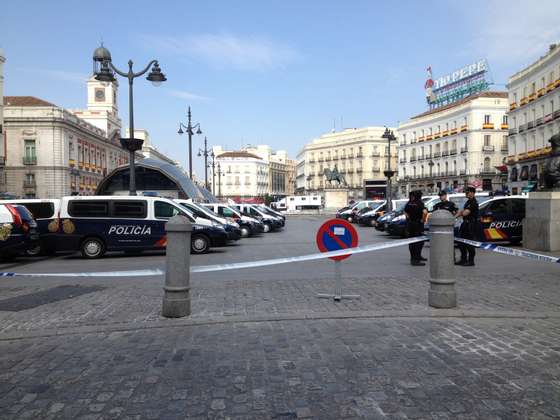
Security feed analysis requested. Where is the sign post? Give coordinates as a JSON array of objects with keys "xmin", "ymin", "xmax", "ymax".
[{"xmin": 315, "ymin": 219, "xmax": 360, "ymax": 301}]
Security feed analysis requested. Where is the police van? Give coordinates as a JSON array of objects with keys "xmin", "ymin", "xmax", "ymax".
[
  {"xmin": 231, "ymin": 204, "xmax": 283, "ymax": 232},
  {"xmin": 55, "ymin": 196, "xmax": 228, "ymax": 258},
  {"xmin": 201, "ymin": 203, "xmax": 264, "ymax": 236},
  {"xmin": 477, "ymin": 196, "xmax": 526, "ymax": 244},
  {"xmin": 174, "ymin": 199, "xmax": 242, "ymax": 241},
  {"xmin": 0, "ymin": 199, "xmax": 61, "ymax": 255}
]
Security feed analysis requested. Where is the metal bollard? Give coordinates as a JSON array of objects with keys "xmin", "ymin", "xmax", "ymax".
[
  {"xmin": 162, "ymin": 215, "xmax": 192, "ymax": 318},
  {"xmin": 428, "ymin": 210, "xmax": 457, "ymax": 308}
]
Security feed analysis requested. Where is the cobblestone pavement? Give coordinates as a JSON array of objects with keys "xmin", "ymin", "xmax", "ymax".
[
  {"xmin": 1, "ymin": 216, "xmax": 559, "ymax": 418},
  {"xmin": 1, "ymin": 317, "xmax": 560, "ymax": 419}
]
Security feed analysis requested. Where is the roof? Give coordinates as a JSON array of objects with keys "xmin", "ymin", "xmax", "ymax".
[
  {"xmin": 216, "ymin": 151, "xmax": 262, "ymax": 160},
  {"xmin": 3, "ymin": 96, "xmax": 57, "ymax": 107},
  {"xmin": 410, "ymin": 91, "xmax": 508, "ymax": 120},
  {"xmin": 98, "ymin": 158, "xmax": 217, "ymax": 202}
]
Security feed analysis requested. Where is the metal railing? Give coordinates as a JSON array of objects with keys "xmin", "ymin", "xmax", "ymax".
[{"xmin": 23, "ymin": 156, "xmax": 37, "ymax": 165}]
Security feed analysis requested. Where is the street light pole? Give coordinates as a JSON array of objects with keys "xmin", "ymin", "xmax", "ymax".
[
  {"xmin": 92, "ymin": 45, "xmax": 166, "ymax": 195},
  {"xmin": 197, "ymin": 136, "xmax": 212, "ymax": 190},
  {"xmin": 217, "ymin": 162, "xmax": 222, "ymax": 199},
  {"xmin": 211, "ymin": 154, "xmax": 216, "ymax": 194},
  {"xmin": 382, "ymin": 128, "xmax": 396, "ymax": 212},
  {"xmin": 178, "ymin": 107, "xmax": 202, "ymax": 179}
]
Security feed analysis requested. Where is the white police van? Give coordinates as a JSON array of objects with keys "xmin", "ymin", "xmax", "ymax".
[
  {"xmin": 232, "ymin": 204, "xmax": 283, "ymax": 232},
  {"xmin": 174, "ymin": 199, "xmax": 242, "ymax": 241},
  {"xmin": 55, "ymin": 196, "xmax": 228, "ymax": 258},
  {"xmin": 201, "ymin": 203, "xmax": 264, "ymax": 236}
]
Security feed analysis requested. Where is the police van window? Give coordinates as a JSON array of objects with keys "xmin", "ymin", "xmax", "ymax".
[
  {"xmin": 155, "ymin": 201, "xmax": 181, "ymax": 219},
  {"xmin": 222, "ymin": 207, "xmax": 235, "ymax": 217},
  {"xmin": 69, "ymin": 201, "xmax": 109, "ymax": 217},
  {"xmin": 20, "ymin": 202, "xmax": 54, "ymax": 219},
  {"xmin": 488, "ymin": 200, "xmax": 508, "ymax": 214},
  {"xmin": 112, "ymin": 201, "xmax": 147, "ymax": 218},
  {"xmin": 511, "ymin": 199, "xmax": 525, "ymax": 215}
]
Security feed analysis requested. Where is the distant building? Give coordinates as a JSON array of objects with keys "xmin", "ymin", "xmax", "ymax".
[
  {"xmin": 298, "ymin": 127, "xmax": 397, "ymax": 200},
  {"xmin": 212, "ymin": 145, "xmax": 295, "ymax": 198},
  {"xmin": 506, "ymin": 43, "xmax": 560, "ymax": 194},
  {"xmin": 0, "ymin": 48, "xmax": 6, "ymax": 191},
  {"xmin": 398, "ymin": 92, "xmax": 509, "ymax": 196}
]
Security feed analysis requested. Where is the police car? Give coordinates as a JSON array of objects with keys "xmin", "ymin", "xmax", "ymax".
[
  {"xmin": 476, "ymin": 195, "xmax": 526, "ymax": 244},
  {"xmin": 54, "ymin": 196, "xmax": 228, "ymax": 258}
]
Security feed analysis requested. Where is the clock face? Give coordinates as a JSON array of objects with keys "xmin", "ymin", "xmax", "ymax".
[{"xmin": 95, "ymin": 88, "xmax": 105, "ymax": 102}]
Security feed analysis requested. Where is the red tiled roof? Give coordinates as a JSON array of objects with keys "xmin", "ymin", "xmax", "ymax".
[
  {"xmin": 411, "ymin": 91, "xmax": 508, "ymax": 120},
  {"xmin": 216, "ymin": 151, "xmax": 262, "ymax": 160},
  {"xmin": 3, "ymin": 96, "xmax": 57, "ymax": 107}
]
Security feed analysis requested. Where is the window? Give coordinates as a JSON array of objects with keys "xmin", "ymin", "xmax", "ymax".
[
  {"xmin": 502, "ymin": 115, "xmax": 508, "ymax": 125},
  {"xmin": 488, "ymin": 200, "xmax": 508, "ymax": 215},
  {"xmin": 219, "ymin": 206, "xmax": 236, "ymax": 218},
  {"xmin": 484, "ymin": 135, "xmax": 491, "ymax": 146},
  {"xmin": 511, "ymin": 199, "xmax": 525, "ymax": 216},
  {"xmin": 155, "ymin": 201, "xmax": 182, "ymax": 219},
  {"xmin": 510, "ymin": 167, "xmax": 518, "ymax": 182},
  {"xmin": 24, "ymin": 140, "xmax": 36, "ymax": 158},
  {"xmin": 112, "ymin": 201, "xmax": 147, "ymax": 218},
  {"xmin": 69, "ymin": 200, "xmax": 109, "ymax": 217},
  {"xmin": 20, "ymin": 202, "xmax": 54, "ymax": 219},
  {"xmin": 483, "ymin": 157, "xmax": 491, "ymax": 172},
  {"xmin": 484, "ymin": 115, "xmax": 491, "ymax": 124}
]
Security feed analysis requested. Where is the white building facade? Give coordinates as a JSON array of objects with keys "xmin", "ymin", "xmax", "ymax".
[
  {"xmin": 299, "ymin": 127, "xmax": 397, "ymax": 200},
  {"xmin": 506, "ymin": 43, "xmax": 560, "ymax": 194},
  {"xmin": 398, "ymin": 92, "xmax": 509, "ymax": 196}
]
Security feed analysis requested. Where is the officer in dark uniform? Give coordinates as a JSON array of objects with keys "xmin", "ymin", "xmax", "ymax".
[
  {"xmin": 456, "ymin": 187, "xmax": 479, "ymax": 266},
  {"xmin": 404, "ymin": 190, "xmax": 427, "ymax": 266},
  {"xmin": 433, "ymin": 191, "xmax": 458, "ymax": 214}
]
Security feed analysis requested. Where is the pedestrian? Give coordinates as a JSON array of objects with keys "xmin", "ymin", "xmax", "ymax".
[
  {"xmin": 433, "ymin": 190, "xmax": 458, "ymax": 214},
  {"xmin": 456, "ymin": 186, "xmax": 479, "ymax": 266},
  {"xmin": 404, "ymin": 190, "xmax": 427, "ymax": 266}
]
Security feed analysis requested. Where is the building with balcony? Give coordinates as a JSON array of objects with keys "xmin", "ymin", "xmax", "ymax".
[
  {"xmin": 211, "ymin": 145, "xmax": 295, "ymax": 199},
  {"xmin": 506, "ymin": 43, "xmax": 560, "ymax": 194},
  {"xmin": 398, "ymin": 92, "xmax": 509, "ymax": 196},
  {"xmin": 3, "ymin": 96, "xmax": 129, "ymax": 198},
  {"xmin": 0, "ymin": 49, "xmax": 6, "ymax": 192},
  {"xmin": 298, "ymin": 127, "xmax": 397, "ymax": 200}
]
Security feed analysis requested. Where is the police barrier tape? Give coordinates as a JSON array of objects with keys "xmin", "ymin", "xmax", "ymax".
[
  {"xmin": 0, "ymin": 236, "xmax": 429, "ymax": 277},
  {"xmin": 454, "ymin": 237, "xmax": 560, "ymax": 264}
]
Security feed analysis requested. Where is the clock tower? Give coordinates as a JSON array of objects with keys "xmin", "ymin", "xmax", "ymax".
[{"xmin": 73, "ymin": 75, "xmax": 122, "ymax": 140}]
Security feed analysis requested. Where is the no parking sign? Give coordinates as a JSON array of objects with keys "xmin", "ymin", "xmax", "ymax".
[{"xmin": 316, "ymin": 219, "xmax": 359, "ymax": 261}]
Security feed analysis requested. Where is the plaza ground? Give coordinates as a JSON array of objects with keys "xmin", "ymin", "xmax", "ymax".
[{"xmin": 0, "ymin": 215, "xmax": 559, "ymax": 419}]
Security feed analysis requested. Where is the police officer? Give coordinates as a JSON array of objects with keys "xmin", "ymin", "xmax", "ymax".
[
  {"xmin": 456, "ymin": 187, "xmax": 479, "ymax": 266},
  {"xmin": 433, "ymin": 190, "xmax": 458, "ymax": 215},
  {"xmin": 405, "ymin": 190, "xmax": 428, "ymax": 266}
]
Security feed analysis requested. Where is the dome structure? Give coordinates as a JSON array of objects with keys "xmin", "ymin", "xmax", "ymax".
[{"xmin": 93, "ymin": 44, "xmax": 112, "ymax": 62}]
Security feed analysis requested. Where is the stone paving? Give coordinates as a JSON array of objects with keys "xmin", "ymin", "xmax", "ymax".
[
  {"xmin": 1, "ymin": 317, "xmax": 560, "ymax": 419},
  {"xmin": 1, "ymin": 216, "xmax": 559, "ymax": 418}
]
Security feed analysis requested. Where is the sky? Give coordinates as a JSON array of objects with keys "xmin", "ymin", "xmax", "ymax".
[{"xmin": 2, "ymin": 0, "xmax": 560, "ymax": 179}]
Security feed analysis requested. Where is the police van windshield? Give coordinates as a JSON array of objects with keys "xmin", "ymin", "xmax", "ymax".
[{"xmin": 154, "ymin": 201, "xmax": 195, "ymax": 223}]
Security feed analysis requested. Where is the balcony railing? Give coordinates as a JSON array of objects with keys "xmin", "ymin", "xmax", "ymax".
[
  {"xmin": 23, "ymin": 156, "xmax": 37, "ymax": 165},
  {"xmin": 356, "ymin": 168, "xmax": 363, "ymax": 173},
  {"xmin": 480, "ymin": 169, "xmax": 497, "ymax": 175},
  {"xmin": 501, "ymin": 144, "xmax": 508, "ymax": 152},
  {"xmin": 417, "ymin": 155, "xmax": 425, "ymax": 161},
  {"xmin": 527, "ymin": 121, "xmax": 535, "ymax": 130},
  {"xmin": 483, "ymin": 145, "xmax": 495, "ymax": 152},
  {"xmin": 450, "ymin": 149, "xmax": 458, "ymax": 155},
  {"xmin": 518, "ymin": 123, "xmax": 527, "ymax": 132},
  {"xmin": 399, "ymin": 158, "xmax": 406, "ymax": 163},
  {"xmin": 371, "ymin": 152, "xmax": 381, "ymax": 157},
  {"xmin": 372, "ymin": 167, "xmax": 381, "ymax": 172},
  {"xmin": 23, "ymin": 179, "xmax": 36, "ymax": 188},
  {"xmin": 425, "ymin": 153, "xmax": 432, "ymax": 159},
  {"xmin": 410, "ymin": 157, "xmax": 417, "ymax": 162},
  {"xmin": 536, "ymin": 117, "xmax": 544, "ymax": 126},
  {"xmin": 433, "ymin": 152, "xmax": 441, "ymax": 158},
  {"xmin": 461, "ymin": 147, "xmax": 468, "ymax": 153},
  {"xmin": 442, "ymin": 151, "xmax": 449, "ymax": 157},
  {"xmin": 508, "ymin": 128, "xmax": 518, "ymax": 135},
  {"xmin": 356, "ymin": 153, "xmax": 364, "ymax": 158},
  {"xmin": 459, "ymin": 170, "xmax": 466, "ymax": 175}
]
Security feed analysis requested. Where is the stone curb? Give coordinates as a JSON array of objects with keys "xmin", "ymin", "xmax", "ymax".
[{"xmin": 1, "ymin": 309, "xmax": 559, "ymax": 342}]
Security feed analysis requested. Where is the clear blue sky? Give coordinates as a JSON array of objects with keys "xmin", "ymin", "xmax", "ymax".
[{"xmin": 2, "ymin": 0, "xmax": 559, "ymax": 178}]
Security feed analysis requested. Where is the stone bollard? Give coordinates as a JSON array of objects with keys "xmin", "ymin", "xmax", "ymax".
[
  {"xmin": 162, "ymin": 215, "xmax": 192, "ymax": 318},
  {"xmin": 428, "ymin": 210, "xmax": 457, "ymax": 308}
]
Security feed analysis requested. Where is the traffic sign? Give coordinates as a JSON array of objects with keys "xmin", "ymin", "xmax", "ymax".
[{"xmin": 316, "ymin": 219, "xmax": 359, "ymax": 261}]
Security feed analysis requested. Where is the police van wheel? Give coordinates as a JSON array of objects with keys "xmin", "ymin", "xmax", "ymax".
[
  {"xmin": 369, "ymin": 219, "xmax": 376, "ymax": 227},
  {"xmin": 347, "ymin": 216, "xmax": 353, "ymax": 223},
  {"xmin": 263, "ymin": 223, "xmax": 271, "ymax": 233},
  {"xmin": 81, "ymin": 237, "xmax": 105, "ymax": 259},
  {"xmin": 240, "ymin": 226, "xmax": 251, "ymax": 237},
  {"xmin": 191, "ymin": 234, "xmax": 210, "ymax": 254}
]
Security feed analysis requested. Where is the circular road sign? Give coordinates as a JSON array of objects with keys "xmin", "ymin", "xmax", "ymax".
[{"xmin": 316, "ymin": 219, "xmax": 359, "ymax": 261}]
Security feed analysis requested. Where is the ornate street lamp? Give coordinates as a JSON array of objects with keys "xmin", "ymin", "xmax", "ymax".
[
  {"xmin": 381, "ymin": 127, "xmax": 396, "ymax": 211},
  {"xmin": 92, "ymin": 44, "xmax": 166, "ymax": 195},
  {"xmin": 197, "ymin": 136, "xmax": 212, "ymax": 190},
  {"xmin": 178, "ymin": 107, "xmax": 202, "ymax": 179}
]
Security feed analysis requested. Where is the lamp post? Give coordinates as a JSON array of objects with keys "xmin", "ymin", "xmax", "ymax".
[
  {"xmin": 178, "ymin": 107, "xmax": 202, "ymax": 179},
  {"xmin": 216, "ymin": 162, "xmax": 223, "ymax": 199},
  {"xmin": 428, "ymin": 160, "xmax": 435, "ymax": 193},
  {"xmin": 209, "ymin": 152, "xmax": 216, "ymax": 195},
  {"xmin": 381, "ymin": 128, "xmax": 396, "ymax": 212},
  {"xmin": 92, "ymin": 45, "xmax": 166, "ymax": 195},
  {"xmin": 197, "ymin": 136, "xmax": 212, "ymax": 190}
]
